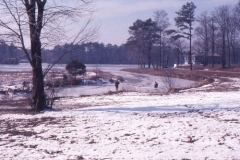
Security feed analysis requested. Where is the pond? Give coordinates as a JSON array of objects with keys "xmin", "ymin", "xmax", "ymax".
[{"xmin": 0, "ymin": 63, "xmax": 196, "ymax": 98}]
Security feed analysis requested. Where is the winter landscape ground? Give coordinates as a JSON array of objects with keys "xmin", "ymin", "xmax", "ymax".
[{"xmin": 0, "ymin": 64, "xmax": 240, "ymax": 160}]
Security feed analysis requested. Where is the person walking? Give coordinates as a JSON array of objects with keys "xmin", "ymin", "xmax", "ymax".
[{"xmin": 115, "ymin": 80, "xmax": 120, "ymax": 91}]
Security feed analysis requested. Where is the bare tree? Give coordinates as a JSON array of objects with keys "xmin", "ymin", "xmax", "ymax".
[
  {"xmin": 228, "ymin": 18, "xmax": 239, "ymax": 64},
  {"xmin": 161, "ymin": 71, "xmax": 174, "ymax": 91},
  {"xmin": 213, "ymin": 5, "xmax": 231, "ymax": 68},
  {"xmin": 0, "ymin": 0, "xmax": 98, "ymax": 111},
  {"xmin": 233, "ymin": 0, "xmax": 240, "ymax": 30},
  {"xmin": 195, "ymin": 11, "xmax": 210, "ymax": 66},
  {"xmin": 153, "ymin": 10, "xmax": 170, "ymax": 69},
  {"xmin": 172, "ymin": 39, "xmax": 187, "ymax": 66},
  {"xmin": 163, "ymin": 38, "xmax": 173, "ymax": 67},
  {"xmin": 226, "ymin": 12, "xmax": 239, "ymax": 65},
  {"xmin": 209, "ymin": 13, "xmax": 218, "ymax": 67},
  {"xmin": 174, "ymin": 1, "xmax": 196, "ymax": 71}
]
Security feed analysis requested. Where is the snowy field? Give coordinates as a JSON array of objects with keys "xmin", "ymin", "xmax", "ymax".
[{"xmin": 1, "ymin": 90, "xmax": 240, "ymax": 159}]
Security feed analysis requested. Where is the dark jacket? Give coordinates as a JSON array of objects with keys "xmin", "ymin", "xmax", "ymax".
[{"xmin": 115, "ymin": 81, "xmax": 120, "ymax": 87}]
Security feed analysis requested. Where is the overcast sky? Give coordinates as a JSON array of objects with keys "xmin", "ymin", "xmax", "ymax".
[{"xmin": 94, "ymin": 0, "xmax": 239, "ymax": 45}]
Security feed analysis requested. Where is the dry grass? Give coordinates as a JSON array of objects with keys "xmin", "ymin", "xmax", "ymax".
[
  {"xmin": 122, "ymin": 65, "xmax": 240, "ymax": 83},
  {"xmin": 0, "ymin": 71, "xmax": 32, "ymax": 83},
  {"xmin": 122, "ymin": 65, "xmax": 240, "ymax": 80}
]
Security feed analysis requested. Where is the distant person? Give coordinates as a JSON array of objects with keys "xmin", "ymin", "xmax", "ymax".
[
  {"xmin": 115, "ymin": 80, "xmax": 120, "ymax": 91},
  {"xmin": 22, "ymin": 81, "xmax": 27, "ymax": 90},
  {"xmin": 154, "ymin": 81, "xmax": 158, "ymax": 88}
]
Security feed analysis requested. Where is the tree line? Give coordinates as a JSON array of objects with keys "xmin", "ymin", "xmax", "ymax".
[
  {"xmin": 127, "ymin": 1, "xmax": 240, "ymax": 70},
  {"xmin": 0, "ymin": 42, "xmax": 24, "ymax": 64},
  {"xmin": 41, "ymin": 42, "xmax": 137, "ymax": 64}
]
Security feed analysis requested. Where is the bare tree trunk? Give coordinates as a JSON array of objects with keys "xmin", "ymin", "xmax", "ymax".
[
  {"xmin": 151, "ymin": 62, "xmax": 156, "ymax": 70},
  {"xmin": 214, "ymin": 5, "xmax": 231, "ymax": 69},
  {"xmin": 204, "ymin": 26, "xmax": 209, "ymax": 66},
  {"xmin": 31, "ymin": 46, "xmax": 46, "ymax": 111},
  {"xmin": 26, "ymin": 0, "xmax": 46, "ymax": 111},
  {"xmin": 159, "ymin": 34, "xmax": 162, "ymax": 69},
  {"xmin": 147, "ymin": 43, "xmax": 152, "ymax": 69},
  {"xmin": 32, "ymin": 64, "xmax": 45, "ymax": 111},
  {"xmin": 189, "ymin": 22, "xmax": 193, "ymax": 71},
  {"xmin": 166, "ymin": 45, "xmax": 171, "ymax": 66},
  {"xmin": 231, "ymin": 40, "xmax": 236, "ymax": 64},
  {"xmin": 148, "ymin": 55, "xmax": 151, "ymax": 68},
  {"xmin": 211, "ymin": 23, "xmax": 215, "ymax": 67},
  {"xmin": 177, "ymin": 52, "xmax": 180, "ymax": 65},
  {"xmin": 226, "ymin": 31, "xmax": 231, "ymax": 66},
  {"xmin": 222, "ymin": 32, "xmax": 226, "ymax": 68}
]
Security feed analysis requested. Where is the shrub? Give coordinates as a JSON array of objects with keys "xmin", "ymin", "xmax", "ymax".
[{"xmin": 65, "ymin": 60, "xmax": 86, "ymax": 79}]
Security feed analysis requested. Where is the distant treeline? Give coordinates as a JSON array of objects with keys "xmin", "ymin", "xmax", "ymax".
[
  {"xmin": 42, "ymin": 42, "xmax": 138, "ymax": 64},
  {"xmin": 0, "ymin": 41, "xmax": 181, "ymax": 65},
  {"xmin": 0, "ymin": 42, "xmax": 138, "ymax": 64},
  {"xmin": 0, "ymin": 43, "xmax": 23, "ymax": 64}
]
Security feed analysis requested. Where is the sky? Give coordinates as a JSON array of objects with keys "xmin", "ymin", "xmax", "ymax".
[{"xmin": 94, "ymin": 0, "xmax": 239, "ymax": 45}]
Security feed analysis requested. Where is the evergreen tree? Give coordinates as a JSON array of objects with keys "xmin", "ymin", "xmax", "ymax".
[{"xmin": 174, "ymin": 1, "xmax": 196, "ymax": 70}]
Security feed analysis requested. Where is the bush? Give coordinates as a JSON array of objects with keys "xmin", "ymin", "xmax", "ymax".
[{"xmin": 65, "ymin": 60, "xmax": 86, "ymax": 79}]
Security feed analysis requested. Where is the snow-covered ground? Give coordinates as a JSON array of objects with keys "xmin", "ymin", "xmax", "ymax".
[
  {"xmin": 0, "ymin": 64, "xmax": 240, "ymax": 159},
  {"xmin": 1, "ymin": 90, "xmax": 240, "ymax": 159}
]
